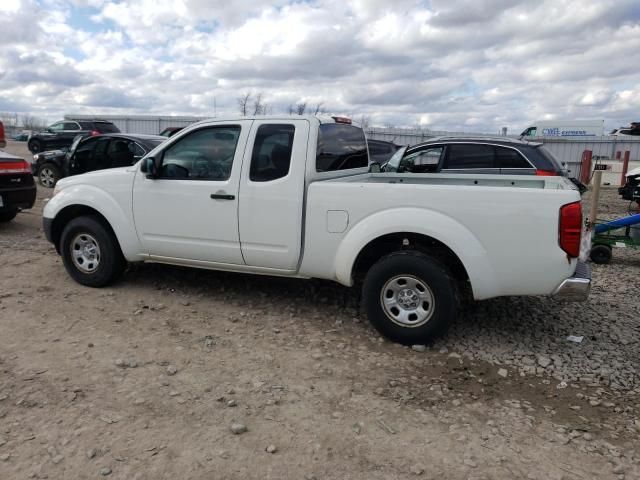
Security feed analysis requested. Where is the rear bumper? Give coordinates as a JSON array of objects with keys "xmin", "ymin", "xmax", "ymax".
[
  {"xmin": 552, "ymin": 261, "xmax": 591, "ymax": 301},
  {"xmin": 0, "ymin": 184, "xmax": 36, "ymax": 211}
]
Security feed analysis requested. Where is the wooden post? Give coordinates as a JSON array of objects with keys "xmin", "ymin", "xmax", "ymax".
[
  {"xmin": 580, "ymin": 150, "xmax": 592, "ymax": 184},
  {"xmin": 621, "ymin": 151, "xmax": 630, "ymax": 186},
  {"xmin": 589, "ymin": 170, "xmax": 603, "ymax": 228}
]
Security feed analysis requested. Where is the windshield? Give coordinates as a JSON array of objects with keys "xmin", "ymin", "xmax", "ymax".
[{"xmin": 382, "ymin": 146, "xmax": 408, "ymax": 172}]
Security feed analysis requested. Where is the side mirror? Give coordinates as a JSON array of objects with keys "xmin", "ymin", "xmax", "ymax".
[
  {"xmin": 143, "ymin": 157, "xmax": 160, "ymax": 178},
  {"xmin": 369, "ymin": 162, "xmax": 381, "ymax": 173}
]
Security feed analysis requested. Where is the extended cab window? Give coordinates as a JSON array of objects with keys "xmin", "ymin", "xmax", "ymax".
[
  {"xmin": 316, "ymin": 124, "xmax": 367, "ymax": 172},
  {"xmin": 160, "ymin": 126, "xmax": 240, "ymax": 180},
  {"xmin": 444, "ymin": 144, "xmax": 494, "ymax": 169},
  {"xmin": 495, "ymin": 146, "xmax": 531, "ymax": 169},
  {"xmin": 63, "ymin": 122, "xmax": 80, "ymax": 130},
  {"xmin": 249, "ymin": 124, "xmax": 295, "ymax": 182}
]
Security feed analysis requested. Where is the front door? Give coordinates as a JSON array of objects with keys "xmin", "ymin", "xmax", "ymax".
[{"xmin": 132, "ymin": 121, "xmax": 251, "ymax": 265}]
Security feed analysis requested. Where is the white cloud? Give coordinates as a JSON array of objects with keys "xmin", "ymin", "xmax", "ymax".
[{"xmin": 1, "ymin": 0, "xmax": 639, "ymax": 131}]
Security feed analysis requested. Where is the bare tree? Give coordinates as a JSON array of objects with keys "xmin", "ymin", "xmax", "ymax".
[
  {"xmin": 0, "ymin": 112, "xmax": 19, "ymax": 127},
  {"xmin": 359, "ymin": 114, "xmax": 371, "ymax": 129},
  {"xmin": 252, "ymin": 92, "xmax": 264, "ymax": 115},
  {"xmin": 313, "ymin": 103, "xmax": 326, "ymax": 115},
  {"xmin": 296, "ymin": 103, "xmax": 307, "ymax": 115},
  {"xmin": 21, "ymin": 114, "xmax": 46, "ymax": 130},
  {"xmin": 287, "ymin": 104, "xmax": 295, "ymax": 115},
  {"xmin": 237, "ymin": 92, "xmax": 252, "ymax": 116}
]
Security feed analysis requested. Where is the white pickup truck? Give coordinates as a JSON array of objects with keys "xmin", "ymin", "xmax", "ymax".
[{"xmin": 43, "ymin": 115, "xmax": 590, "ymax": 345}]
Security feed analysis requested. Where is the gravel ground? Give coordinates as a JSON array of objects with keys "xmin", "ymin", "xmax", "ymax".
[{"xmin": 0, "ymin": 139, "xmax": 639, "ymax": 479}]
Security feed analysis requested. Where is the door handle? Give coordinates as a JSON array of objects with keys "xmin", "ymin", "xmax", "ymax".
[{"xmin": 210, "ymin": 193, "xmax": 235, "ymax": 200}]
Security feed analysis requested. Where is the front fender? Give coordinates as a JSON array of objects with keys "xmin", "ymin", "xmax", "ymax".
[
  {"xmin": 333, "ymin": 207, "xmax": 498, "ymax": 300},
  {"xmin": 43, "ymin": 184, "xmax": 143, "ymax": 261}
]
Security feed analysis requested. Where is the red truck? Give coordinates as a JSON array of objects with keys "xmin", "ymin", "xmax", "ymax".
[{"xmin": 0, "ymin": 120, "xmax": 6, "ymax": 149}]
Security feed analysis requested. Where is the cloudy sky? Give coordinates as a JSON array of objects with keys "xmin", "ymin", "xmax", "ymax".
[{"xmin": 1, "ymin": 0, "xmax": 639, "ymax": 132}]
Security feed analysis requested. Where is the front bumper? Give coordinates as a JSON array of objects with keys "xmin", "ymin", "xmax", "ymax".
[
  {"xmin": 552, "ymin": 261, "xmax": 591, "ymax": 301},
  {"xmin": 43, "ymin": 217, "xmax": 54, "ymax": 244}
]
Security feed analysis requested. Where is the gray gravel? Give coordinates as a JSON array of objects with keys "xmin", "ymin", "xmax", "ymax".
[{"xmin": 435, "ymin": 190, "xmax": 640, "ymax": 393}]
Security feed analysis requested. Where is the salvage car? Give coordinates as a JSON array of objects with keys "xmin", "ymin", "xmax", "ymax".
[
  {"xmin": 159, "ymin": 127, "xmax": 184, "ymax": 138},
  {"xmin": 619, "ymin": 166, "xmax": 640, "ymax": 207},
  {"xmin": 610, "ymin": 122, "xmax": 640, "ymax": 137},
  {"xmin": 33, "ymin": 134, "xmax": 165, "ymax": 188},
  {"xmin": 28, "ymin": 119, "xmax": 120, "ymax": 153},
  {"xmin": 0, "ymin": 151, "xmax": 36, "ymax": 222},
  {"xmin": 367, "ymin": 139, "xmax": 400, "ymax": 165},
  {"xmin": 382, "ymin": 136, "xmax": 566, "ymax": 175},
  {"xmin": 43, "ymin": 116, "xmax": 590, "ymax": 345}
]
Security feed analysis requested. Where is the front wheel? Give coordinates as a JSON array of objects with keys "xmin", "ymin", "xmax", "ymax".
[
  {"xmin": 362, "ymin": 251, "xmax": 458, "ymax": 345},
  {"xmin": 29, "ymin": 139, "xmax": 42, "ymax": 153},
  {"xmin": 38, "ymin": 163, "xmax": 61, "ymax": 188},
  {"xmin": 60, "ymin": 216, "xmax": 126, "ymax": 287}
]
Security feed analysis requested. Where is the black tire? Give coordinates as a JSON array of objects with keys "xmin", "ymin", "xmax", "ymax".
[
  {"xmin": 29, "ymin": 139, "xmax": 42, "ymax": 153},
  {"xmin": 0, "ymin": 209, "xmax": 18, "ymax": 222},
  {"xmin": 362, "ymin": 251, "xmax": 458, "ymax": 345},
  {"xmin": 60, "ymin": 215, "xmax": 126, "ymax": 287},
  {"xmin": 590, "ymin": 244, "xmax": 612, "ymax": 265},
  {"xmin": 37, "ymin": 163, "xmax": 62, "ymax": 188}
]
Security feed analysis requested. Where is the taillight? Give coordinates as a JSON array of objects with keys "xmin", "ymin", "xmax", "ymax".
[
  {"xmin": 0, "ymin": 160, "xmax": 31, "ymax": 175},
  {"xmin": 559, "ymin": 201, "xmax": 582, "ymax": 258},
  {"xmin": 90, "ymin": 130, "xmax": 100, "ymax": 136},
  {"xmin": 536, "ymin": 169, "xmax": 556, "ymax": 176}
]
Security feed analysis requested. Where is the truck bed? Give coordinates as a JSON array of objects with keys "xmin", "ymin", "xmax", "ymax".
[{"xmin": 301, "ymin": 172, "xmax": 581, "ymax": 300}]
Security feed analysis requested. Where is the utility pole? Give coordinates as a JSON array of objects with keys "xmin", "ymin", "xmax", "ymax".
[{"xmin": 214, "ymin": 96, "xmax": 217, "ymax": 117}]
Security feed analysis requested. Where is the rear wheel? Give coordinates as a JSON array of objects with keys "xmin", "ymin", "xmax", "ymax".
[
  {"xmin": 38, "ymin": 163, "xmax": 61, "ymax": 188},
  {"xmin": 0, "ymin": 209, "xmax": 18, "ymax": 222},
  {"xmin": 362, "ymin": 251, "xmax": 458, "ymax": 345},
  {"xmin": 590, "ymin": 244, "xmax": 612, "ymax": 264},
  {"xmin": 60, "ymin": 216, "xmax": 126, "ymax": 287},
  {"xmin": 29, "ymin": 139, "xmax": 42, "ymax": 153}
]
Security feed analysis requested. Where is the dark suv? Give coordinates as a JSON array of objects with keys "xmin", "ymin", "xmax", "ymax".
[
  {"xmin": 28, "ymin": 119, "xmax": 120, "ymax": 153},
  {"xmin": 32, "ymin": 133, "xmax": 165, "ymax": 187},
  {"xmin": 383, "ymin": 136, "xmax": 566, "ymax": 176}
]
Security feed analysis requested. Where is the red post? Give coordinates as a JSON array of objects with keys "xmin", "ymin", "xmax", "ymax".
[
  {"xmin": 615, "ymin": 151, "xmax": 621, "ymax": 160},
  {"xmin": 580, "ymin": 150, "xmax": 592, "ymax": 184},
  {"xmin": 621, "ymin": 151, "xmax": 630, "ymax": 186}
]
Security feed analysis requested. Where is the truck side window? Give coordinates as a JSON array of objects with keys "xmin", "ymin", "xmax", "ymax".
[
  {"xmin": 160, "ymin": 126, "xmax": 241, "ymax": 180},
  {"xmin": 249, "ymin": 124, "xmax": 295, "ymax": 182},
  {"xmin": 316, "ymin": 124, "xmax": 368, "ymax": 172}
]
